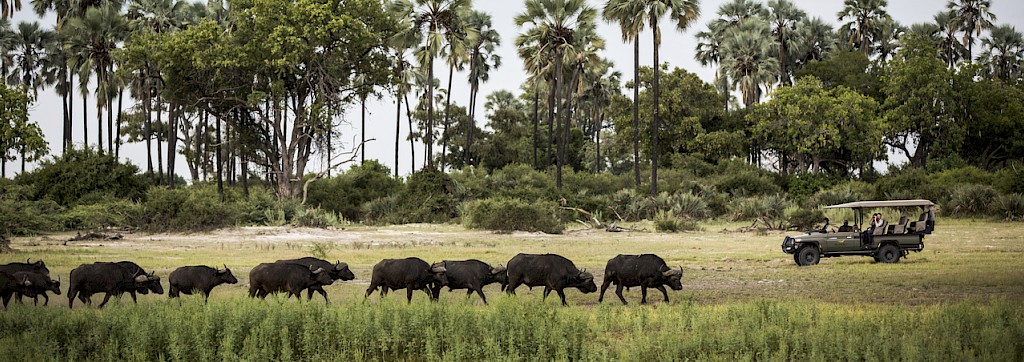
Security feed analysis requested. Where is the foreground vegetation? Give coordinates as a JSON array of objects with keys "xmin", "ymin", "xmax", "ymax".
[{"xmin": 1, "ymin": 298, "xmax": 1021, "ymax": 361}]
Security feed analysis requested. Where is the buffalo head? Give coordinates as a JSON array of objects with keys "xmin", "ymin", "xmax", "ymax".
[
  {"xmin": 662, "ymin": 266, "xmax": 684, "ymax": 290},
  {"xmin": 573, "ymin": 269, "xmax": 598, "ymax": 293},
  {"xmin": 310, "ymin": 266, "xmax": 335, "ymax": 286},
  {"xmin": 430, "ymin": 263, "xmax": 448, "ymax": 287},
  {"xmin": 490, "ymin": 264, "xmax": 508, "ymax": 290},
  {"xmin": 333, "ymin": 260, "xmax": 355, "ymax": 281},
  {"xmin": 218, "ymin": 265, "xmax": 239, "ymax": 284}
]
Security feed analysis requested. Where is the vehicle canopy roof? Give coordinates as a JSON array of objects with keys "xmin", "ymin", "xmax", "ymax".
[{"xmin": 824, "ymin": 199, "xmax": 935, "ymax": 209}]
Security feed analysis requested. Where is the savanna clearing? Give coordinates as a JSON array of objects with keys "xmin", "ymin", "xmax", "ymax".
[{"xmin": 1, "ymin": 219, "xmax": 1022, "ymax": 360}]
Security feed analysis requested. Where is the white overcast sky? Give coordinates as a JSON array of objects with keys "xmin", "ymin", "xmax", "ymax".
[{"xmin": 6, "ymin": 0, "xmax": 1024, "ymax": 178}]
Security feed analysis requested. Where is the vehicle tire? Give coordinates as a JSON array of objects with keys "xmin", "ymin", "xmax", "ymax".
[
  {"xmin": 876, "ymin": 244, "xmax": 901, "ymax": 264},
  {"xmin": 796, "ymin": 245, "xmax": 820, "ymax": 266}
]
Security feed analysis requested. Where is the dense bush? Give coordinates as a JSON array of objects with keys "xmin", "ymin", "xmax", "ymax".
[
  {"xmin": 291, "ymin": 207, "xmax": 344, "ymax": 228},
  {"xmin": 15, "ymin": 147, "xmax": 149, "ymax": 206},
  {"xmin": 380, "ymin": 169, "xmax": 461, "ymax": 224},
  {"xmin": 654, "ymin": 210, "xmax": 701, "ymax": 232},
  {"xmin": 946, "ymin": 184, "xmax": 999, "ymax": 217},
  {"xmin": 786, "ymin": 207, "xmax": 825, "ymax": 231},
  {"xmin": 464, "ymin": 197, "xmax": 563, "ymax": 234},
  {"xmin": 728, "ymin": 195, "xmax": 793, "ymax": 229},
  {"xmin": 0, "ymin": 183, "xmax": 62, "ymax": 236},
  {"xmin": 61, "ymin": 200, "xmax": 141, "ymax": 230},
  {"xmin": 713, "ymin": 161, "xmax": 782, "ymax": 197},
  {"xmin": 305, "ymin": 161, "xmax": 402, "ymax": 221},
  {"xmin": 995, "ymin": 193, "xmax": 1024, "ymax": 221},
  {"xmin": 136, "ymin": 187, "xmax": 238, "ymax": 232}
]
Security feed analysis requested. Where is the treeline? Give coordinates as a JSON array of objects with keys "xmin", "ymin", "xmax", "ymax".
[{"xmin": 2, "ymin": 147, "xmax": 1023, "ymax": 236}]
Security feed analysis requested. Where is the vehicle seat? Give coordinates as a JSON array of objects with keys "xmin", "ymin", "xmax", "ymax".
[
  {"xmin": 872, "ymin": 221, "xmax": 888, "ymax": 236},
  {"xmin": 909, "ymin": 212, "xmax": 927, "ymax": 233},
  {"xmin": 891, "ymin": 216, "xmax": 909, "ymax": 234}
]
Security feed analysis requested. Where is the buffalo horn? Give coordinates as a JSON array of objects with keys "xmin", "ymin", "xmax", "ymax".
[
  {"xmin": 336, "ymin": 261, "xmax": 348, "ymax": 271},
  {"xmin": 312, "ymin": 267, "xmax": 325, "ymax": 274},
  {"xmin": 431, "ymin": 266, "xmax": 446, "ymax": 273},
  {"xmin": 663, "ymin": 268, "xmax": 682, "ymax": 277},
  {"xmin": 490, "ymin": 264, "xmax": 507, "ymax": 274},
  {"xmin": 135, "ymin": 275, "xmax": 149, "ymax": 283}
]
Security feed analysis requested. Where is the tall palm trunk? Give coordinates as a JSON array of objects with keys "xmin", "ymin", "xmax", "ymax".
[
  {"xmin": 395, "ymin": 92, "xmax": 402, "ymax": 178},
  {"xmin": 69, "ymin": 71, "xmax": 74, "ymax": 150},
  {"xmin": 107, "ymin": 64, "xmax": 114, "ymax": 154},
  {"xmin": 167, "ymin": 102, "xmax": 178, "ymax": 189},
  {"xmin": 554, "ymin": 51, "xmax": 564, "ymax": 189},
  {"xmin": 144, "ymin": 81, "xmax": 153, "ymax": 176},
  {"xmin": 405, "ymin": 92, "xmax": 415, "ymax": 172},
  {"xmin": 632, "ymin": 36, "xmax": 640, "ymax": 188},
  {"xmin": 156, "ymin": 91, "xmax": 164, "ymax": 184},
  {"xmin": 441, "ymin": 62, "xmax": 455, "ymax": 170},
  {"xmin": 216, "ymin": 110, "xmax": 223, "ymax": 201},
  {"xmin": 360, "ymin": 95, "xmax": 366, "ymax": 165},
  {"xmin": 465, "ymin": 56, "xmax": 477, "ymax": 167},
  {"xmin": 532, "ymin": 85, "xmax": 539, "ymax": 169},
  {"xmin": 426, "ymin": 52, "xmax": 435, "ymax": 169},
  {"xmin": 651, "ymin": 25, "xmax": 660, "ymax": 197},
  {"xmin": 116, "ymin": 87, "xmax": 123, "ymax": 157},
  {"xmin": 82, "ymin": 91, "xmax": 88, "ymax": 148},
  {"xmin": 546, "ymin": 76, "xmax": 555, "ymax": 169}
]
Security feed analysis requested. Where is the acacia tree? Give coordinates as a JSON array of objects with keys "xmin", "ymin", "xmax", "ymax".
[{"xmin": 144, "ymin": 0, "xmax": 396, "ymax": 198}]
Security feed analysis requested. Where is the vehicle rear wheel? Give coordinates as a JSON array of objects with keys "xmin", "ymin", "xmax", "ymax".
[
  {"xmin": 876, "ymin": 244, "xmax": 901, "ymax": 264},
  {"xmin": 796, "ymin": 245, "xmax": 820, "ymax": 266}
]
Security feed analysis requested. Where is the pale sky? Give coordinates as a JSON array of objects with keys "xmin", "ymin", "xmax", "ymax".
[{"xmin": 6, "ymin": 0, "xmax": 1024, "ymax": 178}]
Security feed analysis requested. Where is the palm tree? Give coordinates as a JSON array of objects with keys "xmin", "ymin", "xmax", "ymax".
[
  {"xmin": 874, "ymin": 17, "xmax": 904, "ymax": 64},
  {"xmin": 515, "ymin": 14, "xmax": 557, "ymax": 170},
  {"xmin": 947, "ymin": 0, "xmax": 996, "ymax": 60},
  {"xmin": 389, "ymin": 0, "xmax": 471, "ymax": 170},
  {"xmin": 934, "ymin": 10, "xmax": 968, "ymax": 68},
  {"xmin": 65, "ymin": 4, "xmax": 127, "ymax": 154},
  {"xmin": 977, "ymin": 24, "xmax": 1023, "ymax": 83},
  {"xmin": 438, "ymin": 19, "xmax": 468, "ymax": 171},
  {"xmin": 389, "ymin": 15, "xmax": 420, "ymax": 176},
  {"xmin": 640, "ymin": 0, "xmax": 700, "ymax": 196},
  {"xmin": 0, "ymin": 19, "xmax": 13, "ymax": 78},
  {"xmin": 837, "ymin": 0, "xmax": 890, "ymax": 57},
  {"xmin": 795, "ymin": 17, "xmax": 836, "ymax": 65},
  {"xmin": 1, "ymin": 0, "xmax": 20, "ymax": 19},
  {"xmin": 516, "ymin": 0, "xmax": 598, "ymax": 188},
  {"xmin": 696, "ymin": 23, "xmax": 729, "ymax": 111},
  {"xmin": 463, "ymin": 10, "xmax": 500, "ymax": 167},
  {"xmin": 43, "ymin": 31, "xmax": 74, "ymax": 152},
  {"xmin": 7, "ymin": 21, "xmax": 54, "ymax": 97},
  {"xmin": 766, "ymin": 0, "xmax": 804, "ymax": 86},
  {"xmin": 603, "ymin": 0, "xmax": 645, "ymax": 188},
  {"xmin": 721, "ymin": 18, "xmax": 778, "ymax": 108}
]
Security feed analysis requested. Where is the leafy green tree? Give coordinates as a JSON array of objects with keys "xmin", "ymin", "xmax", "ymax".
[
  {"xmin": 793, "ymin": 49, "xmax": 881, "ymax": 100},
  {"xmin": 959, "ymin": 78, "xmax": 1024, "ymax": 169},
  {"xmin": 750, "ymin": 76, "xmax": 881, "ymax": 174},
  {"xmin": 477, "ymin": 90, "xmax": 533, "ymax": 171},
  {"xmin": 882, "ymin": 34, "xmax": 959, "ymax": 168},
  {"xmin": 0, "ymin": 84, "xmax": 47, "ymax": 175},
  {"xmin": 16, "ymin": 146, "xmax": 147, "ymax": 206}
]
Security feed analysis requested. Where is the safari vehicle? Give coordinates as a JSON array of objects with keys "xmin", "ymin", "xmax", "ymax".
[{"xmin": 781, "ymin": 200, "xmax": 935, "ymax": 266}]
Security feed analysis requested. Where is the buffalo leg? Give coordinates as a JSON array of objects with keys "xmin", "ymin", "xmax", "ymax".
[
  {"xmin": 656, "ymin": 285, "xmax": 670, "ymax": 303},
  {"xmin": 98, "ymin": 293, "xmax": 114, "ymax": 308},
  {"xmin": 248, "ymin": 286, "xmax": 259, "ymax": 298},
  {"xmin": 364, "ymin": 283, "xmax": 378, "ymax": 299},
  {"xmin": 1, "ymin": 292, "xmax": 11, "ymax": 308},
  {"xmin": 542, "ymin": 286, "xmax": 552, "ymax": 299},
  {"xmin": 318, "ymin": 289, "xmax": 329, "ymax": 304},
  {"xmin": 615, "ymin": 284, "xmax": 628, "ymax": 305},
  {"xmin": 406, "ymin": 287, "xmax": 414, "ymax": 303},
  {"xmin": 475, "ymin": 288, "xmax": 488, "ymax": 304},
  {"xmin": 169, "ymin": 285, "xmax": 179, "ymax": 298},
  {"xmin": 556, "ymin": 289, "xmax": 568, "ymax": 306},
  {"xmin": 129, "ymin": 291, "xmax": 138, "ymax": 304},
  {"xmin": 466, "ymin": 289, "xmax": 474, "ymax": 298},
  {"xmin": 598, "ymin": 279, "xmax": 612, "ymax": 303},
  {"xmin": 41, "ymin": 293, "xmax": 48, "ymax": 306},
  {"xmin": 68, "ymin": 290, "xmax": 76, "ymax": 309},
  {"xmin": 640, "ymin": 286, "xmax": 648, "ymax": 304}
]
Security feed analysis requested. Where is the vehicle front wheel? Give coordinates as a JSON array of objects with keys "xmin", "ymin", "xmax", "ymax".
[
  {"xmin": 796, "ymin": 245, "xmax": 820, "ymax": 266},
  {"xmin": 876, "ymin": 244, "xmax": 901, "ymax": 264}
]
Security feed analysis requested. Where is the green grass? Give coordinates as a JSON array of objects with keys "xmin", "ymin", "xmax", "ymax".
[
  {"xmin": 0, "ymin": 298, "xmax": 1020, "ymax": 361},
  {"xmin": 1, "ymin": 219, "xmax": 1023, "ymax": 359}
]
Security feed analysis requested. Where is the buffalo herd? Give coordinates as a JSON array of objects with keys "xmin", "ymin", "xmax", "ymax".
[{"xmin": 0, "ymin": 253, "xmax": 685, "ymax": 308}]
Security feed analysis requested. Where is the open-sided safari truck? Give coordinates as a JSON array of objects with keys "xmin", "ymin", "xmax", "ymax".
[{"xmin": 781, "ymin": 200, "xmax": 936, "ymax": 266}]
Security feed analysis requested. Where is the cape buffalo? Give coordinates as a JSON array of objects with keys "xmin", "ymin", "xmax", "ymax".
[
  {"xmin": 67, "ymin": 262, "xmax": 161, "ymax": 308},
  {"xmin": 429, "ymin": 260, "xmax": 506, "ymax": 304},
  {"xmin": 598, "ymin": 254, "xmax": 683, "ymax": 305},
  {"xmin": 12, "ymin": 271, "xmax": 60, "ymax": 306},
  {"xmin": 168, "ymin": 265, "xmax": 238, "ymax": 301},
  {"xmin": 276, "ymin": 257, "xmax": 355, "ymax": 302},
  {"xmin": 505, "ymin": 253, "xmax": 597, "ymax": 306},
  {"xmin": 248, "ymin": 263, "xmax": 334, "ymax": 300},
  {"xmin": 365, "ymin": 258, "xmax": 447, "ymax": 303},
  {"xmin": 0, "ymin": 259, "xmax": 50, "ymax": 277},
  {"xmin": 0, "ymin": 272, "xmax": 32, "ymax": 309}
]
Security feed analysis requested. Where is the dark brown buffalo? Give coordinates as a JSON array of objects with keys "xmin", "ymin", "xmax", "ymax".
[
  {"xmin": 505, "ymin": 253, "xmax": 597, "ymax": 306},
  {"xmin": 248, "ymin": 263, "xmax": 334, "ymax": 300},
  {"xmin": 365, "ymin": 258, "xmax": 447, "ymax": 303},
  {"xmin": 429, "ymin": 260, "xmax": 506, "ymax": 304},
  {"xmin": 0, "ymin": 272, "xmax": 32, "ymax": 309},
  {"xmin": 67, "ymin": 262, "xmax": 161, "ymax": 308},
  {"xmin": 276, "ymin": 257, "xmax": 355, "ymax": 302},
  {"xmin": 598, "ymin": 254, "xmax": 683, "ymax": 305},
  {"xmin": 168, "ymin": 265, "xmax": 238, "ymax": 301},
  {"xmin": 12, "ymin": 271, "xmax": 61, "ymax": 306}
]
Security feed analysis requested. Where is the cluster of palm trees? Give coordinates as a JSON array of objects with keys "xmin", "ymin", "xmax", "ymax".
[{"xmin": 1, "ymin": 0, "xmax": 209, "ymax": 182}]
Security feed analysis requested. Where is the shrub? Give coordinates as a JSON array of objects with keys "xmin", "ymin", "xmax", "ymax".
[
  {"xmin": 61, "ymin": 200, "xmax": 141, "ymax": 231},
  {"xmin": 785, "ymin": 174, "xmax": 839, "ymax": 203},
  {"xmin": 995, "ymin": 193, "xmax": 1024, "ymax": 221},
  {"xmin": 304, "ymin": 160, "xmax": 402, "ymax": 221},
  {"xmin": 728, "ymin": 195, "xmax": 793, "ymax": 229},
  {"xmin": 137, "ymin": 187, "xmax": 238, "ymax": 231},
  {"xmin": 16, "ymin": 146, "xmax": 149, "ymax": 206},
  {"xmin": 237, "ymin": 188, "xmax": 300, "ymax": 226},
  {"xmin": 993, "ymin": 161, "xmax": 1024, "ymax": 194},
  {"xmin": 485, "ymin": 164, "xmax": 557, "ymax": 201},
  {"xmin": 668, "ymin": 192, "xmax": 708, "ymax": 220},
  {"xmin": 654, "ymin": 210, "xmax": 701, "ymax": 233},
  {"xmin": 0, "ymin": 183, "xmax": 62, "ymax": 236},
  {"xmin": 805, "ymin": 181, "xmax": 873, "ymax": 208},
  {"xmin": 945, "ymin": 184, "xmax": 999, "ymax": 217},
  {"xmin": 713, "ymin": 161, "xmax": 782, "ymax": 197},
  {"xmin": 291, "ymin": 207, "xmax": 344, "ymax": 228},
  {"xmin": 786, "ymin": 207, "xmax": 825, "ymax": 231},
  {"xmin": 464, "ymin": 197, "xmax": 563, "ymax": 234},
  {"xmin": 362, "ymin": 195, "xmax": 399, "ymax": 224}
]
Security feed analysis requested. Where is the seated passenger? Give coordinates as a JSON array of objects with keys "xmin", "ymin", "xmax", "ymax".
[
  {"xmin": 837, "ymin": 221, "xmax": 852, "ymax": 232},
  {"xmin": 818, "ymin": 217, "xmax": 831, "ymax": 233}
]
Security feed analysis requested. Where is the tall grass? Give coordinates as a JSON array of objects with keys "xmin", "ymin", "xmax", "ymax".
[{"xmin": 0, "ymin": 298, "xmax": 1019, "ymax": 361}]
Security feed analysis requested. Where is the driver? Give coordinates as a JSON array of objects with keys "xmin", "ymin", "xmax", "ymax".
[{"xmin": 819, "ymin": 217, "xmax": 831, "ymax": 233}]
